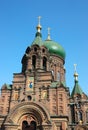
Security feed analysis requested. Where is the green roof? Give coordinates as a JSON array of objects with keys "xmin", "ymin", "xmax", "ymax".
[
  {"xmin": 32, "ymin": 32, "xmax": 43, "ymax": 46},
  {"xmin": 50, "ymin": 81, "xmax": 66, "ymax": 88},
  {"xmin": 60, "ymin": 81, "xmax": 67, "ymax": 87},
  {"xmin": 43, "ymin": 40, "xmax": 66, "ymax": 60},
  {"xmin": 71, "ymin": 80, "xmax": 83, "ymax": 98}
]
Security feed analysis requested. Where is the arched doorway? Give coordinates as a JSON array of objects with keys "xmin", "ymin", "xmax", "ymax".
[{"xmin": 3, "ymin": 102, "xmax": 51, "ymax": 130}]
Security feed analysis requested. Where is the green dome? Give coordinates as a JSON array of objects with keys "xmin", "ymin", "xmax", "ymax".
[{"xmin": 43, "ymin": 40, "xmax": 66, "ymax": 59}]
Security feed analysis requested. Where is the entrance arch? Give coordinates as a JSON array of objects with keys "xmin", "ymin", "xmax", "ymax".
[{"xmin": 3, "ymin": 102, "xmax": 51, "ymax": 130}]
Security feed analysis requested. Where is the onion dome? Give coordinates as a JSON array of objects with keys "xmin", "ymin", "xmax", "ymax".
[
  {"xmin": 43, "ymin": 40, "xmax": 66, "ymax": 59},
  {"xmin": 43, "ymin": 28, "xmax": 66, "ymax": 60}
]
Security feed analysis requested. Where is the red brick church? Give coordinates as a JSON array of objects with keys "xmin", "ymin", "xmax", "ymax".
[{"xmin": 0, "ymin": 18, "xmax": 88, "ymax": 130}]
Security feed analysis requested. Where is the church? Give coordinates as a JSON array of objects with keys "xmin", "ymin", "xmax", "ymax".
[{"xmin": 0, "ymin": 18, "xmax": 88, "ymax": 130}]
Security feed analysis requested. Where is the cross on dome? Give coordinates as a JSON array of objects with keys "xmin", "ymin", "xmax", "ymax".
[
  {"xmin": 74, "ymin": 64, "xmax": 78, "ymax": 81},
  {"xmin": 38, "ymin": 16, "xmax": 41, "ymax": 25},
  {"xmin": 47, "ymin": 27, "xmax": 51, "ymax": 40},
  {"xmin": 48, "ymin": 27, "xmax": 51, "ymax": 34},
  {"xmin": 74, "ymin": 64, "xmax": 77, "ymax": 72}
]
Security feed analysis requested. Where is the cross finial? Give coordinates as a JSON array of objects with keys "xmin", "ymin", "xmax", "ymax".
[
  {"xmin": 74, "ymin": 64, "xmax": 78, "ymax": 81},
  {"xmin": 47, "ymin": 27, "xmax": 51, "ymax": 40},
  {"xmin": 36, "ymin": 16, "xmax": 42, "ymax": 32},
  {"xmin": 38, "ymin": 16, "xmax": 41, "ymax": 25},
  {"xmin": 74, "ymin": 64, "xmax": 77, "ymax": 72},
  {"xmin": 48, "ymin": 27, "xmax": 51, "ymax": 34}
]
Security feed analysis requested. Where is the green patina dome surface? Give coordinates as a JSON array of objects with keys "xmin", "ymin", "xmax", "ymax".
[{"xmin": 43, "ymin": 40, "xmax": 66, "ymax": 59}]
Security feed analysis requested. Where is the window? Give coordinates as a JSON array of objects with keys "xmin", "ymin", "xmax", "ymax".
[
  {"xmin": 76, "ymin": 102, "xmax": 81, "ymax": 109},
  {"xmin": 32, "ymin": 55, "xmax": 36, "ymax": 69},
  {"xmin": 22, "ymin": 120, "xmax": 36, "ymax": 130},
  {"xmin": 27, "ymin": 95, "xmax": 32, "ymax": 101},
  {"xmin": 57, "ymin": 71, "xmax": 60, "ymax": 81},
  {"xmin": 22, "ymin": 120, "xmax": 28, "ymax": 130},
  {"xmin": 42, "ymin": 48, "xmax": 45, "ymax": 53},
  {"xmin": 30, "ymin": 121, "xmax": 36, "ymax": 129},
  {"xmin": 52, "ymin": 70, "xmax": 54, "ymax": 76},
  {"xmin": 34, "ymin": 47, "xmax": 37, "ymax": 52},
  {"xmin": 43, "ymin": 57, "xmax": 47, "ymax": 70}
]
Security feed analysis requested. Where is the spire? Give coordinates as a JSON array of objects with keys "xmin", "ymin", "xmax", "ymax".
[
  {"xmin": 71, "ymin": 64, "xmax": 83, "ymax": 98},
  {"xmin": 36, "ymin": 16, "xmax": 42, "ymax": 32},
  {"xmin": 32, "ymin": 16, "xmax": 43, "ymax": 46},
  {"xmin": 47, "ymin": 27, "xmax": 51, "ymax": 40}
]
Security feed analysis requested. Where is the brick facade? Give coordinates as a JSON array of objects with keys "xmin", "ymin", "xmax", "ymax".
[{"xmin": 0, "ymin": 21, "xmax": 88, "ymax": 130}]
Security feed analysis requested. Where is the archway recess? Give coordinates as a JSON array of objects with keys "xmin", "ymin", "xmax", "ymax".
[{"xmin": 3, "ymin": 102, "xmax": 51, "ymax": 130}]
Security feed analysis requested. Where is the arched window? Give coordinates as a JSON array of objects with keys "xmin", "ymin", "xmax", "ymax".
[
  {"xmin": 32, "ymin": 55, "xmax": 36, "ymax": 69},
  {"xmin": 34, "ymin": 47, "xmax": 37, "ymax": 52},
  {"xmin": 43, "ymin": 57, "xmax": 47, "ymax": 70},
  {"xmin": 51, "ymin": 70, "xmax": 54, "ymax": 80},
  {"xmin": 51, "ymin": 70, "xmax": 54, "ymax": 76},
  {"xmin": 22, "ymin": 120, "xmax": 28, "ymax": 130},
  {"xmin": 57, "ymin": 71, "xmax": 60, "ymax": 81},
  {"xmin": 30, "ymin": 121, "xmax": 36, "ymax": 130},
  {"xmin": 27, "ymin": 95, "xmax": 32, "ymax": 101}
]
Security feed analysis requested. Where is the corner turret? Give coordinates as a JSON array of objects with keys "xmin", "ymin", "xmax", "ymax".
[{"xmin": 71, "ymin": 64, "xmax": 83, "ymax": 98}]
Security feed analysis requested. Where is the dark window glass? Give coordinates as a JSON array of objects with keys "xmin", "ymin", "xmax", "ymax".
[
  {"xmin": 32, "ymin": 55, "xmax": 36, "ymax": 69},
  {"xmin": 43, "ymin": 57, "xmax": 47, "ymax": 70}
]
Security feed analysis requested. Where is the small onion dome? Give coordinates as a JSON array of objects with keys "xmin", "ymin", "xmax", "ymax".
[{"xmin": 43, "ymin": 39, "xmax": 66, "ymax": 60}]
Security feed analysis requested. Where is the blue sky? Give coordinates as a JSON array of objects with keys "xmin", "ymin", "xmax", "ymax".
[{"xmin": 0, "ymin": 0, "xmax": 88, "ymax": 94}]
